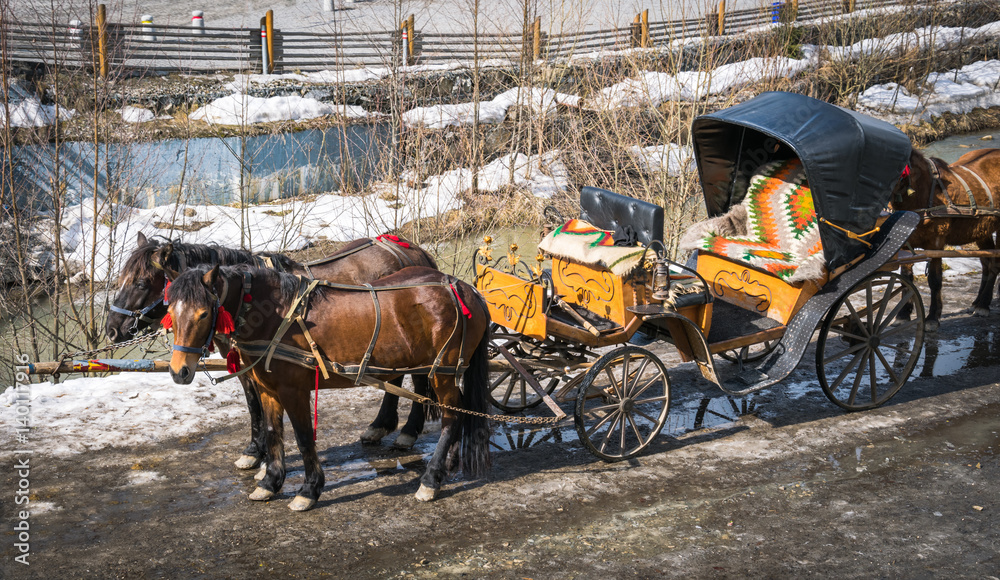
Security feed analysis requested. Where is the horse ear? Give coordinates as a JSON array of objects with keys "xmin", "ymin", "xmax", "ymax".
[
  {"xmin": 137, "ymin": 231, "xmax": 148, "ymax": 247},
  {"xmin": 202, "ymin": 265, "xmax": 220, "ymax": 289},
  {"xmin": 151, "ymin": 243, "xmax": 173, "ymax": 271}
]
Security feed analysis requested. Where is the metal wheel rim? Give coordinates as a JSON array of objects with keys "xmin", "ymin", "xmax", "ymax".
[
  {"xmin": 719, "ymin": 339, "xmax": 779, "ymax": 364},
  {"xmin": 487, "ymin": 364, "xmax": 561, "ymax": 413},
  {"xmin": 574, "ymin": 346, "xmax": 671, "ymax": 462},
  {"xmin": 816, "ymin": 272, "xmax": 924, "ymax": 411}
]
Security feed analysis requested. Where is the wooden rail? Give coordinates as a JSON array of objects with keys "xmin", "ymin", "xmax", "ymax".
[{"xmin": 2, "ymin": 0, "xmax": 940, "ymax": 74}]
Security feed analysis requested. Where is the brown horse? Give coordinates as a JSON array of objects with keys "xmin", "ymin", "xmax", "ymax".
[
  {"xmin": 891, "ymin": 148, "xmax": 1000, "ymax": 331},
  {"xmin": 166, "ymin": 264, "xmax": 492, "ymax": 510},
  {"xmin": 106, "ymin": 232, "xmax": 440, "ymax": 471}
]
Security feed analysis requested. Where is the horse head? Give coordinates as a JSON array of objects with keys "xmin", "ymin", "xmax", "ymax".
[
  {"xmin": 890, "ymin": 148, "xmax": 939, "ymax": 213},
  {"xmin": 106, "ymin": 232, "xmax": 172, "ymax": 343},
  {"xmin": 167, "ymin": 265, "xmax": 226, "ymax": 385}
]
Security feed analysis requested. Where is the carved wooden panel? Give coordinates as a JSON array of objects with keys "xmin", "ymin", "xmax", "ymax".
[
  {"xmin": 551, "ymin": 258, "xmax": 635, "ymax": 327},
  {"xmin": 475, "ymin": 263, "xmax": 547, "ymax": 340}
]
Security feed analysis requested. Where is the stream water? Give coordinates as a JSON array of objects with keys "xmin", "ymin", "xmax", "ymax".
[{"xmin": 8, "ymin": 123, "xmax": 392, "ymax": 208}]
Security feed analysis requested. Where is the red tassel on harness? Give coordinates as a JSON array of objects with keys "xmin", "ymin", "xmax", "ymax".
[
  {"xmin": 160, "ymin": 312, "xmax": 173, "ymax": 330},
  {"xmin": 215, "ymin": 306, "xmax": 235, "ymax": 335},
  {"xmin": 901, "ymin": 165, "xmax": 911, "ymax": 178},
  {"xmin": 450, "ymin": 283, "xmax": 472, "ymax": 319},
  {"xmin": 164, "ymin": 280, "xmax": 171, "ymax": 302},
  {"xmin": 226, "ymin": 350, "xmax": 241, "ymax": 373},
  {"xmin": 376, "ymin": 234, "xmax": 411, "ymax": 249}
]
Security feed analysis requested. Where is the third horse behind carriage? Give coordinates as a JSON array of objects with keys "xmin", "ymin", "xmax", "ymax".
[{"xmin": 476, "ymin": 91, "xmax": 927, "ymax": 461}]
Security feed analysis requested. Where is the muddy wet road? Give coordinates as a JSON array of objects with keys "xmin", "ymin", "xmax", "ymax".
[{"xmin": 3, "ymin": 273, "xmax": 1000, "ymax": 579}]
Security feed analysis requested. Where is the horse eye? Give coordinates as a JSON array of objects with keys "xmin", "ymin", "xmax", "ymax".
[
  {"xmin": 197, "ymin": 312, "xmax": 208, "ymax": 320},
  {"xmin": 136, "ymin": 280, "xmax": 149, "ymax": 290}
]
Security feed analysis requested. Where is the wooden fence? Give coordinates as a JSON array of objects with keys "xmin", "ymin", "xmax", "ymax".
[{"xmin": 3, "ymin": 0, "xmax": 932, "ymax": 76}]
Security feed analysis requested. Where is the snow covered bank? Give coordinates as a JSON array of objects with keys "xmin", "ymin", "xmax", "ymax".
[
  {"xmin": 402, "ymin": 87, "xmax": 577, "ymax": 129},
  {"xmin": 42, "ymin": 149, "xmax": 569, "ymax": 281},
  {"xmin": 858, "ymin": 60, "xmax": 1000, "ymax": 123},
  {"xmin": 629, "ymin": 143, "xmax": 695, "ymax": 176}
]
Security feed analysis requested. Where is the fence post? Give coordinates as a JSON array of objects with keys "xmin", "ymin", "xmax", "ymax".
[
  {"xmin": 96, "ymin": 3, "xmax": 108, "ymax": 78},
  {"xmin": 789, "ymin": 0, "xmax": 799, "ymax": 21},
  {"xmin": 141, "ymin": 14, "xmax": 155, "ymax": 42},
  {"xmin": 717, "ymin": 0, "xmax": 726, "ymax": 36},
  {"xmin": 400, "ymin": 20, "xmax": 408, "ymax": 65},
  {"xmin": 191, "ymin": 10, "xmax": 205, "ymax": 34},
  {"xmin": 842, "ymin": 0, "xmax": 856, "ymax": 12},
  {"xmin": 641, "ymin": 9, "xmax": 650, "ymax": 48},
  {"xmin": 260, "ymin": 17, "xmax": 269, "ymax": 74},
  {"xmin": 407, "ymin": 14, "xmax": 415, "ymax": 64},
  {"xmin": 323, "ymin": 0, "xmax": 333, "ymax": 12},
  {"xmin": 532, "ymin": 17, "xmax": 541, "ymax": 60},
  {"xmin": 266, "ymin": 10, "xmax": 275, "ymax": 72},
  {"xmin": 631, "ymin": 13, "xmax": 641, "ymax": 48}
]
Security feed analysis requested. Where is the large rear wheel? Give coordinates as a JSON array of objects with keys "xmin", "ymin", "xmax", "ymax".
[
  {"xmin": 816, "ymin": 272, "xmax": 924, "ymax": 411},
  {"xmin": 574, "ymin": 346, "xmax": 671, "ymax": 461}
]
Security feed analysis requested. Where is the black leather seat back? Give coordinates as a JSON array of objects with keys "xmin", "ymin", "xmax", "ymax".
[{"xmin": 579, "ymin": 186, "xmax": 664, "ymax": 247}]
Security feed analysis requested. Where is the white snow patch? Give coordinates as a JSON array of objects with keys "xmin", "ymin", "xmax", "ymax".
[
  {"xmin": 190, "ymin": 93, "xmax": 367, "ymax": 125},
  {"xmin": 629, "ymin": 143, "xmax": 695, "ymax": 176},
  {"xmin": 402, "ymin": 87, "xmax": 575, "ymax": 129},
  {"xmin": 1, "ymin": 97, "xmax": 75, "ymax": 127},
  {"xmin": 119, "ymin": 106, "xmax": 156, "ymax": 124},
  {"xmin": 128, "ymin": 470, "xmax": 166, "ymax": 485}
]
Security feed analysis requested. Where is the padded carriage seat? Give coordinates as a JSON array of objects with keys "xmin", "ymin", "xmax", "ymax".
[
  {"xmin": 579, "ymin": 186, "xmax": 664, "ymax": 247},
  {"xmin": 679, "ymin": 159, "xmax": 824, "ymax": 284}
]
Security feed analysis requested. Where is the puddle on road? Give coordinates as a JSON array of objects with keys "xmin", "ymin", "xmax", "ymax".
[{"xmin": 915, "ymin": 331, "xmax": 1000, "ymax": 378}]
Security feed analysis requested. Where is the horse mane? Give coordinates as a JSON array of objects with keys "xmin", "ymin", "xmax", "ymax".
[
  {"xmin": 118, "ymin": 237, "xmax": 298, "ymax": 286},
  {"xmin": 170, "ymin": 265, "xmax": 301, "ymax": 309}
]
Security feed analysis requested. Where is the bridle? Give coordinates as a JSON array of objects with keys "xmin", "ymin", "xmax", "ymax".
[{"xmin": 109, "ymin": 291, "xmax": 167, "ymax": 333}]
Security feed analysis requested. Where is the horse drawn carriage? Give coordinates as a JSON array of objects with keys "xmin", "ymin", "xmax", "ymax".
[
  {"xmin": 475, "ymin": 91, "xmax": 926, "ymax": 461},
  {"xmin": 21, "ymin": 91, "xmax": 939, "ymax": 508}
]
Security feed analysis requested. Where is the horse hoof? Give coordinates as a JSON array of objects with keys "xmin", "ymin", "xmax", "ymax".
[
  {"xmin": 973, "ymin": 307, "xmax": 990, "ymax": 318},
  {"xmin": 415, "ymin": 484, "xmax": 438, "ymax": 502},
  {"xmin": 360, "ymin": 426, "xmax": 391, "ymax": 444},
  {"xmin": 392, "ymin": 433, "xmax": 417, "ymax": 450},
  {"xmin": 254, "ymin": 464, "xmax": 267, "ymax": 481},
  {"xmin": 925, "ymin": 319, "xmax": 940, "ymax": 333},
  {"xmin": 234, "ymin": 454, "xmax": 261, "ymax": 470},
  {"xmin": 289, "ymin": 496, "xmax": 316, "ymax": 512},
  {"xmin": 248, "ymin": 487, "xmax": 275, "ymax": 502}
]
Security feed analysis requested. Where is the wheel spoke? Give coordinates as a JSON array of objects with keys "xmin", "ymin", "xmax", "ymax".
[
  {"xmin": 872, "ymin": 276, "xmax": 897, "ymax": 329},
  {"xmin": 844, "ymin": 300, "xmax": 872, "ymax": 338},
  {"xmin": 586, "ymin": 402, "xmax": 623, "ymax": 414},
  {"xmin": 869, "ymin": 350, "xmax": 879, "ymax": 404},
  {"xmin": 604, "ymin": 367, "xmax": 622, "ymax": 400},
  {"xmin": 587, "ymin": 408, "xmax": 619, "ymax": 439},
  {"xmin": 490, "ymin": 371, "xmax": 513, "ymax": 390},
  {"xmin": 823, "ymin": 340, "xmax": 868, "ymax": 365},
  {"xmin": 826, "ymin": 324, "xmax": 868, "ymax": 343},
  {"xmin": 865, "ymin": 283, "xmax": 874, "ymax": 329},
  {"xmin": 626, "ymin": 412, "xmax": 644, "ymax": 443},
  {"xmin": 847, "ymin": 350, "xmax": 870, "ymax": 406},
  {"xmin": 874, "ymin": 347, "xmax": 901, "ymax": 385},
  {"xmin": 876, "ymin": 289, "xmax": 916, "ymax": 333},
  {"xmin": 626, "ymin": 358, "xmax": 651, "ymax": 395},
  {"xmin": 878, "ymin": 340, "xmax": 916, "ymax": 356},
  {"xmin": 879, "ymin": 319, "xmax": 919, "ymax": 340},
  {"xmin": 599, "ymin": 411, "xmax": 624, "ymax": 454},
  {"xmin": 830, "ymin": 348, "xmax": 866, "ymax": 391},
  {"xmin": 519, "ymin": 377, "xmax": 528, "ymax": 405},
  {"xmin": 633, "ymin": 407, "xmax": 660, "ymax": 425},
  {"xmin": 630, "ymin": 373, "xmax": 662, "ymax": 400},
  {"xmin": 633, "ymin": 394, "xmax": 670, "ymax": 406}
]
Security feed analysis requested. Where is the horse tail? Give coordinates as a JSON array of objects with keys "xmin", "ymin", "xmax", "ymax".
[
  {"xmin": 412, "ymin": 375, "xmax": 441, "ymax": 422},
  {"xmin": 460, "ymin": 330, "xmax": 492, "ymax": 478}
]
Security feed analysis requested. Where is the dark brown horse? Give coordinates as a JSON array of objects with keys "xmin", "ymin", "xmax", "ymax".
[
  {"xmin": 106, "ymin": 232, "xmax": 440, "ymax": 471},
  {"xmin": 891, "ymin": 148, "xmax": 1000, "ymax": 331},
  {"xmin": 166, "ymin": 264, "xmax": 492, "ymax": 510}
]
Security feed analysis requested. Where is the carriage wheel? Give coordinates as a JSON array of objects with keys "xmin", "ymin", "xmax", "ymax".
[
  {"xmin": 816, "ymin": 272, "xmax": 924, "ymax": 411},
  {"xmin": 488, "ymin": 360, "xmax": 562, "ymax": 413},
  {"xmin": 574, "ymin": 346, "xmax": 671, "ymax": 462}
]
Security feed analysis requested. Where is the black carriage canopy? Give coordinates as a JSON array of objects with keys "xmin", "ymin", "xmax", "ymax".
[{"xmin": 691, "ymin": 91, "xmax": 911, "ymax": 271}]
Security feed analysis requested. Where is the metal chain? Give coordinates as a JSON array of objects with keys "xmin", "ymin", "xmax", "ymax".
[{"xmin": 427, "ymin": 399, "xmax": 564, "ymax": 426}]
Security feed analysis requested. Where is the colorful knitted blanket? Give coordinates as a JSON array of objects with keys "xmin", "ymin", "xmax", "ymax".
[
  {"xmin": 683, "ymin": 159, "xmax": 824, "ymax": 283},
  {"xmin": 538, "ymin": 219, "xmax": 651, "ymax": 277}
]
